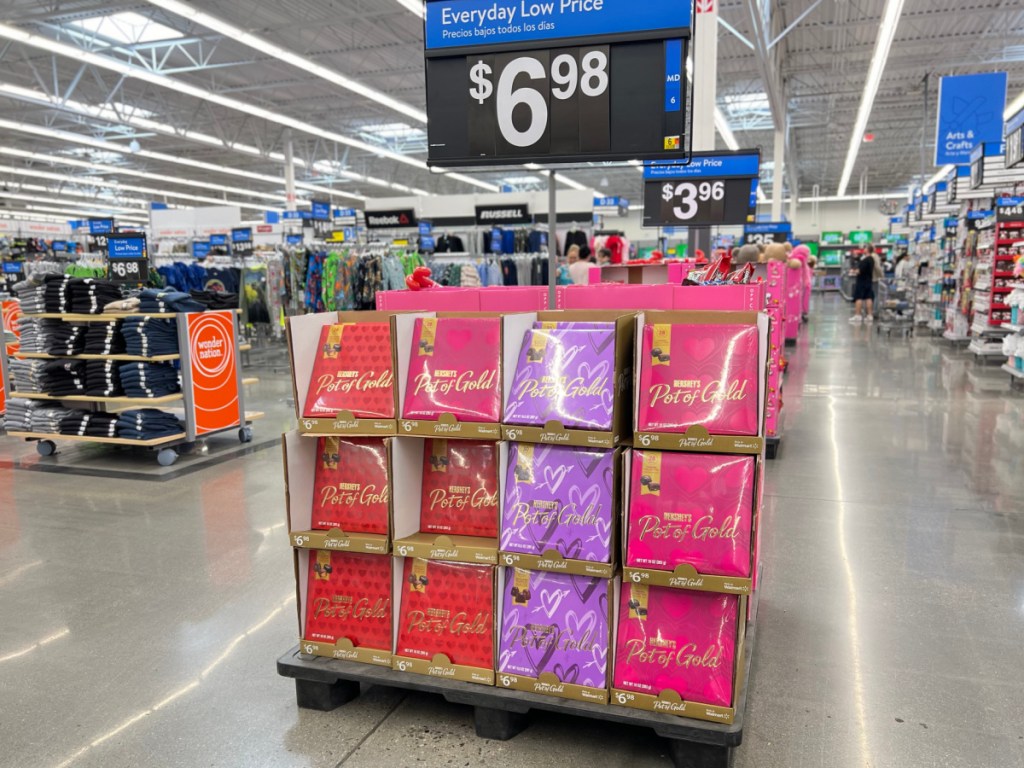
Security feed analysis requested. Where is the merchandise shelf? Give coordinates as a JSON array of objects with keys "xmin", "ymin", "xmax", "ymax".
[
  {"xmin": 1001, "ymin": 363, "xmax": 1024, "ymax": 380},
  {"xmin": 13, "ymin": 352, "xmax": 180, "ymax": 362},
  {"xmin": 20, "ymin": 312, "xmax": 177, "ymax": 321},
  {"xmin": 9, "ymin": 392, "xmax": 184, "ymax": 405},
  {"xmin": 5, "ymin": 430, "xmax": 186, "ymax": 447}
]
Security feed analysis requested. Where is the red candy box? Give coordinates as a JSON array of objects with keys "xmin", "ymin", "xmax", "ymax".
[
  {"xmin": 419, "ymin": 439, "xmax": 499, "ymax": 538},
  {"xmin": 303, "ymin": 322, "xmax": 396, "ymax": 419},
  {"xmin": 311, "ymin": 436, "xmax": 390, "ymax": 535},
  {"xmin": 304, "ymin": 550, "xmax": 392, "ymax": 654}
]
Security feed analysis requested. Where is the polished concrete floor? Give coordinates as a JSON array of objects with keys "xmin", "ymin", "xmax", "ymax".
[{"xmin": 2, "ymin": 296, "xmax": 1023, "ymax": 768}]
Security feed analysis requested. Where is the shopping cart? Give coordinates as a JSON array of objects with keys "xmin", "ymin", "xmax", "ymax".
[{"xmin": 875, "ymin": 276, "xmax": 915, "ymax": 338}]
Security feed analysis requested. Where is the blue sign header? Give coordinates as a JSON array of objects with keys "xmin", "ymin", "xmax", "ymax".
[
  {"xmin": 967, "ymin": 209, "xmax": 993, "ymax": 220},
  {"xmin": 935, "ymin": 72, "xmax": 1007, "ymax": 165},
  {"xmin": 424, "ymin": 0, "xmax": 691, "ymax": 52},
  {"xmin": 644, "ymin": 152, "xmax": 760, "ymax": 179},
  {"xmin": 89, "ymin": 218, "xmax": 114, "ymax": 235},
  {"xmin": 311, "ymin": 200, "xmax": 331, "ymax": 221},
  {"xmin": 334, "ymin": 208, "xmax": 357, "ymax": 218},
  {"xmin": 232, "ymin": 228, "xmax": 253, "ymax": 243},
  {"xmin": 744, "ymin": 222, "xmax": 792, "ymax": 235},
  {"xmin": 209, "ymin": 234, "xmax": 227, "ymax": 246},
  {"xmin": 108, "ymin": 235, "xmax": 145, "ymax": 260},
  {"xmin": 51, "ymin": 241, "xmax": 67, "ymax": 252},
  {"xmin": 2, "ymin": 261, "xmax": 23, "ymax": 273},
  {"xmin": 996, "ymin": 196, "xmax": 1024, "ymax": 207},
  {"xmin": 286, "ymin": 234, "xmax": 304, "ymax": 245},
  {"xmin": 193, "ymin": 241, "xmax": 212, "ymax": 259},
  {"xmin": 419, "ymin": 221, "xmax": 434, "ymax": 236}
]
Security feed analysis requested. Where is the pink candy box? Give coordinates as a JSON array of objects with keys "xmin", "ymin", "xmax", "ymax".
[
  {"xmin": 637, "ymin": 322, "xmax": 760, "ymax": 436},
  {"xmin": 402, "ymin": 317, "xmax": 502, "ymax": 423},
  {"xmin": 626, "ymin": 451, "xmax": 755, "ymax": 578},
  {"xmin": 614, "ymin": 584, "xmax": 738, "ymax": 708}
]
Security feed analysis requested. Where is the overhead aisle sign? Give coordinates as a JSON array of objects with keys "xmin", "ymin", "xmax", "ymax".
[
  {"xmin": 1005, "ymin": 107, "xmax": 1024, "ymax": 169},
  {"xmin": 423, "ymin": 0, "xmax": 694, "ymax": 166},
  {"xmin": 934, "ymin": 72, "xmax": 1007, "ymax": 165},
  {"xmin": 642, "ymin": 150, "xmax": 760, "ymax": 227}
]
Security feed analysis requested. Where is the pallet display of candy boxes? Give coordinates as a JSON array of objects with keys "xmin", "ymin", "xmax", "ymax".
[{"xmin": 279, "ymin": 308, "xmax": 767, "ymax": 732}]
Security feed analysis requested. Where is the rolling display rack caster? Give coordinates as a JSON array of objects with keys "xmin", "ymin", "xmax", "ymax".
[
  {"xmin": 238, "ymin": 426, "xmax": 253, "ymax": 444},
  {"xmin": 156, "ymin": 448, "xmax": 178, "ymax": 467},
  {"xmin": 36, "ymin": 439, "xmax": 57, "ymax": 457}
]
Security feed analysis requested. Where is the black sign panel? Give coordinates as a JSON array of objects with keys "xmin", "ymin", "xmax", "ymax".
[
  {"xmin": 1006, "ymin": 127, "xmax": 1023, "ymax": 170},
  {"xmin": 970, "ymin": 154, "xmax": 984, "ymax": 189},
  {"xmin": 365, "ymin": 209, "xmax": 419, "ymax": 229},
  {"xmin": 426, "ymin": 37, "xmax": 690, "ymax": 167},
  {"xmin": 643, "ymin": 178, "xmax": 754, "ymax": 228},
  {"xmin": 231, "ymin": 227, "xmax": 254, "ymax": 257},
  {"xmin": 996, "ymin": 197, "xmax": 1024, "ymax": 221},
  {"xmin": 475, "ymin": 204, "xmax": 532, "ymax": 225}
]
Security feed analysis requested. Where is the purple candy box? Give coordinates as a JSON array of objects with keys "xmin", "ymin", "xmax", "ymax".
[
  {"xmin": 499, "ymin": 568, "xmax": 610, "ymax": 689},
  {"xmin": 504, "ymin": 326, "xmax": 616, "ymax": 430},
  {"xmin": 501, "ymin": 443, "xmax": 614, "ymax": 563}
]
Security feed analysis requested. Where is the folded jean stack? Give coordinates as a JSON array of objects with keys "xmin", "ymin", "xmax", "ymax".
[
  {"xmin": 118, "ymin": 363, "xmax": 180, "ymax": 398},
  {"xmin": 26, "ymin": 405, "xmax": 73, "ymax": 434},
  {"xmin": 138, "ymin": 288, "xmax": 206, "ymax": 314},
  {"xmin": 45, "ymin": 322, "xmax": 88, "ymax": 356},
  {"xmin": 83, "ymin": 321, "xmax": 126, "ymax": 355},
  {"xmin": 13, "ymin": 281, "xmax": 47, "ymax": 314},
  {"xmin": 41, "ymin": 360, "xmax": 88, "ymax": 397},
  {"xmin": 44, "ymin": 275, "xmax": 75, "ymax": 313},
  {"xmin": 13, "ymin": 317, "xmax": 47, "ymax": 353},
  {"xmin": 121, "ymin": 317, "xmax": 179, "ymax": 357},
  {"xmin": 2, "ymin": 399, "xmax": 41, "ymax": 431},
  {"xmin": 84, "ymin": 361, "xmax": 124, "ymax": 397},
  {"xmin": 59, "ymin": 411, "xmax": 120, "ymax": 438},
  {"xmin": 190, "ymin": 290, "xmax": 238, "ymax": 310},
  {"xmin": 8, "ymin": 359, "xmax": 46, "ymax": 393},
  {"xmin": 67, "ymin": 279, "xmax": 122, "ymax": 315},
  {"xmin": 116, "ymin": 409, "xmax": 184, "ymax": 440}
]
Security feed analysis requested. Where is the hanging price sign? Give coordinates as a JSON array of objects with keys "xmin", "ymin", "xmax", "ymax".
[
  {"xmin": 742, "ymin": 222, "xmax": 792, "ymax": 246},
  {"xmin": 87, "ymin": 218, "xmax": 114, "ymax": 255},
  {"xmin": 995, "ymin": 196, "xmax": 1024, "ymax": 221},
  {"xmin": 424, "ymin": 0, "xmax": 693, "ymax": 166},
  {"xmin": 107, "ymin": 234, "xmax": 149, "ymax": 284},
  {"xmin": 642, "ymin": 150, "xmax": 759, "ymax": 227},
  {"xmin": 231, "ymin": 227, "xmax": 254, "ymax": 257},
  {"xmin": 1005, "ymin": 107, "xmax": 1024, "ymax": 169}
]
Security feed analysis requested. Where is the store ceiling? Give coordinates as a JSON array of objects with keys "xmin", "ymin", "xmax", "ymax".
[{"xmin": 0, "ymin": 0, "xmax": 1022, "ymax": 220}]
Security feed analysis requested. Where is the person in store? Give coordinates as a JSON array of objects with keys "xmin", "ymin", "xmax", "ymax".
[
  {"xmin": 894, "ymin": 252, "xmax": 912, "ymax": 283},
  {"xmin": 567, "ymin": 244, "xmax": 593, "ymax": 285},
  {"xmin": 850, "ymin": 246, "xmax": 878, "ymax": 324},
  {"xmin": 597, "ymin": 247, "xmax": 613, "ymax": 266}
]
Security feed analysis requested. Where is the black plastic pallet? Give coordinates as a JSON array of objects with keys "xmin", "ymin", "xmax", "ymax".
[
  {"xmin": 277, "ymin": 617, "xmax": 755, "ymax": 768},
  {"xmin": 765, "ymin": 436, "xmax": 781, "ymax": 460}
]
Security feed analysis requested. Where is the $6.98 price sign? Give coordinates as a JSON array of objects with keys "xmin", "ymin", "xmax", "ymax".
[
  {"xmin": 661, "ymin": 181, "xmax": 725, "ymax": 221},
  {"xmin": 467, "ymin": 47, "xmax": 611, "ymax": 157}
]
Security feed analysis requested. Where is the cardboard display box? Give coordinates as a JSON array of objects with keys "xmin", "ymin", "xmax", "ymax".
[
  {"xmin": 287, "ymin": 311, "xmax": 424, "ymax": 437},
  {"xmin": 611, "ymin": 590, "xmax": 748, "ymax": 725},
  {"xmin": 501, "ymin": 310, "xmax": 636, "ymax": 449},
  {"xmin": 497, "ymin": 442, "xmax": 621, "ymax": 579},
  {"xmin": 633, "ymin": 311, "xmax": 769, "ymax": 455},
  {"xmin": 392, "ymin": 558, "xmax": 497, "ymax": 685},
  {"xmin": 391, "ymin": 436, "xmax": 501, "ymax": 565},
  {"xmin": 397, "ymin": 312, "xmax": 535, "ymax": 440},
  {"xmin": 621, "ymin": 449, "xmax": 762, "ymax": 596},
  {"xmin": 495, "ymin": 569, "xmax": 618, "ymax": 704},
  {"xmin": 293, "ymin": 548, "xmax": 393, "ymax": 667},
  {"xmin": 283, "ymin": 430, "xmax": 391, "ymax": 554}
]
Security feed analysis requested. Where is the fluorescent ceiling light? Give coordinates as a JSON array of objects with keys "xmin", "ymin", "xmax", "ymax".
[
  {"xmin": 68, "ymin": 12, "xmax": 184, "ymax": 44},
  {"xmin": 101, "ymin": 101, "xmax": 155, "ymax": 119},
  {"xmin": 0, "ymin": 22, "xmax": 498, "ymax": 193},
  {"xmin": 923, "ymin": 164, "xmax": 955, "ymax": 194},
  {"xmin": 0, "ymin": 118, "xmax": 363, "ymax": 203},
  {"xmin": 144, "ymin": 0, "xmax": 427, "ymax": 124},
  {"xmin": 360, "ymin": 122, "xmax": 428, "ymax": 142},
  {"xmin": 1005, "ymin": 89, "xmax": 1024, "ymax": 120},
  {"xmin": 4, "ymin": 203, "xmax": 147, "ymax": 221},
  {"xmin": 836, "ymin": 0, "xmax": 906, "ymax": 196},
  {"xmin": 1, "ymin": 176, "xmax": 179, "ymax": 210},
  {"xmin": 394, "ymin": 0, "xmax": 425, "ymax": 17},
  {"xmin": 502, "ymin": 175, "xmax": 543, "ymax": 184},
  {"xmin": 0, "ymin": 189, "xmax": 147, "ymax": 215},
  {"xmin": 723, "ymin": 92, "xmax": 770, "ymax": 118}
]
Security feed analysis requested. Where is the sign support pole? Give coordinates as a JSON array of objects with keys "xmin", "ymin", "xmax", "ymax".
[
  {"xmin": 284, "ymin": 131, "xmax": 297, "ymax": 211},
  {"xmin": 771, "ymin": 128, "xmax": 785, "ymax": 222},
  {"xmin": 548, "ymin": 170, "xmax": 558, "ymax": 309},
  {"xmin": 689, "ymin": 0, "xmax": 717, "ymax": 262}
]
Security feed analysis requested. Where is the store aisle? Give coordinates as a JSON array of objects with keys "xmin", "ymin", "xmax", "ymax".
[{"xmin": 1, "ymin": 297, "xmax": 1023, "ymax": 768}]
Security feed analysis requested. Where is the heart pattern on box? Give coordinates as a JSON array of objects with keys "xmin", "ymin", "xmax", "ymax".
[
  {"xmin": 403, "ymin": 318, "xmax": 501, "ymax": 422},
  {"xmin": 303, "ymin": 323, "xmax": 395, "ymax": 419},
  {"xmin": 312, "ymin": 437, "xmax": 390, "ymax": 534},
  {"xmin": 396, "ymin": 559, "xmax": 494, "ymax": 669},
  {"xmin": 505, "ymin": 327, "xmax": 616, "ymax": 430},
  {"xmin": 501, "ymin": 444, "xmax": 615, "ymax": 562},
  {"xmin": 303, "ymin": 551, "xmax": 391, "ymax": 651},
  {"xmin": 420, "ymin": 439, "xmax": 499, "ymax": 537},
  {"xmin": 613, "ymin": 585, "xmax": 738, "ymax": 708},
  {"xmin": 626, "ymin": 451, "xmax": 755, "ymax": 577},
  {"xmin": 498, "ymin": 569, "xmax": 609, "ymax": 688},
  {"xmin": 637, "ymin": 323, "xmax": 760, "ymax": 436}
]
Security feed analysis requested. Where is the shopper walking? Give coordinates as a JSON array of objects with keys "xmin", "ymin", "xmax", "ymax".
[
  {"xmin": 850, "ymin": 247, "xmax": 877, "ymax": 324},
  {"xmin": 567, "ymin": 245, "xmax": 593, "ymax": 285}
]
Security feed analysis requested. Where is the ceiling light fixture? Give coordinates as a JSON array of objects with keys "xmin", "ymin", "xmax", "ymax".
[
  {"xmin": 0, "ymin": 189, "xmax": 147, "ymax": 215},
  {"xmin": 1004, "ymin": 89, "xmax": 1024, "ymax": 120},
  {"xmin": 143, "ymin": 0, "xmax": 428, "ymax": 123},
  {"xmin": 0, "ymin": 21, "xmax": 498, "ymax": 193},
  {"xmin": 836, "ymin": 0, "xmax": 906, "ymax": 196},
  {"xmin": 393, "ymin": 0, "xmax": 425, "ymax": 17},
  {"xmin": 923, "ymin": 164, "xmax": 955, "ymax": 194},
  {"xmin": 68, "ymin": 11, "xmax": 184, "ymax": 45}
]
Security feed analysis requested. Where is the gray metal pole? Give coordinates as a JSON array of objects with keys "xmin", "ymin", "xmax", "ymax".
[
  {"xmin": 284, "ymin": 130, "xmax": 296, "ymax": 212},
  {"xmin": 548, "ymin": 170, "xmax": 557, "ymax": 309}
]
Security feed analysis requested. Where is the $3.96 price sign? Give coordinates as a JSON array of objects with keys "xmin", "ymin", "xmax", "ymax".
[
  {"xmin": 642, "ymin": 151, "xmax": 760, "ymax": 228},
  {"xmin": 468, "ymin": 47, "xmax": 610, "ymax": 156}
]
